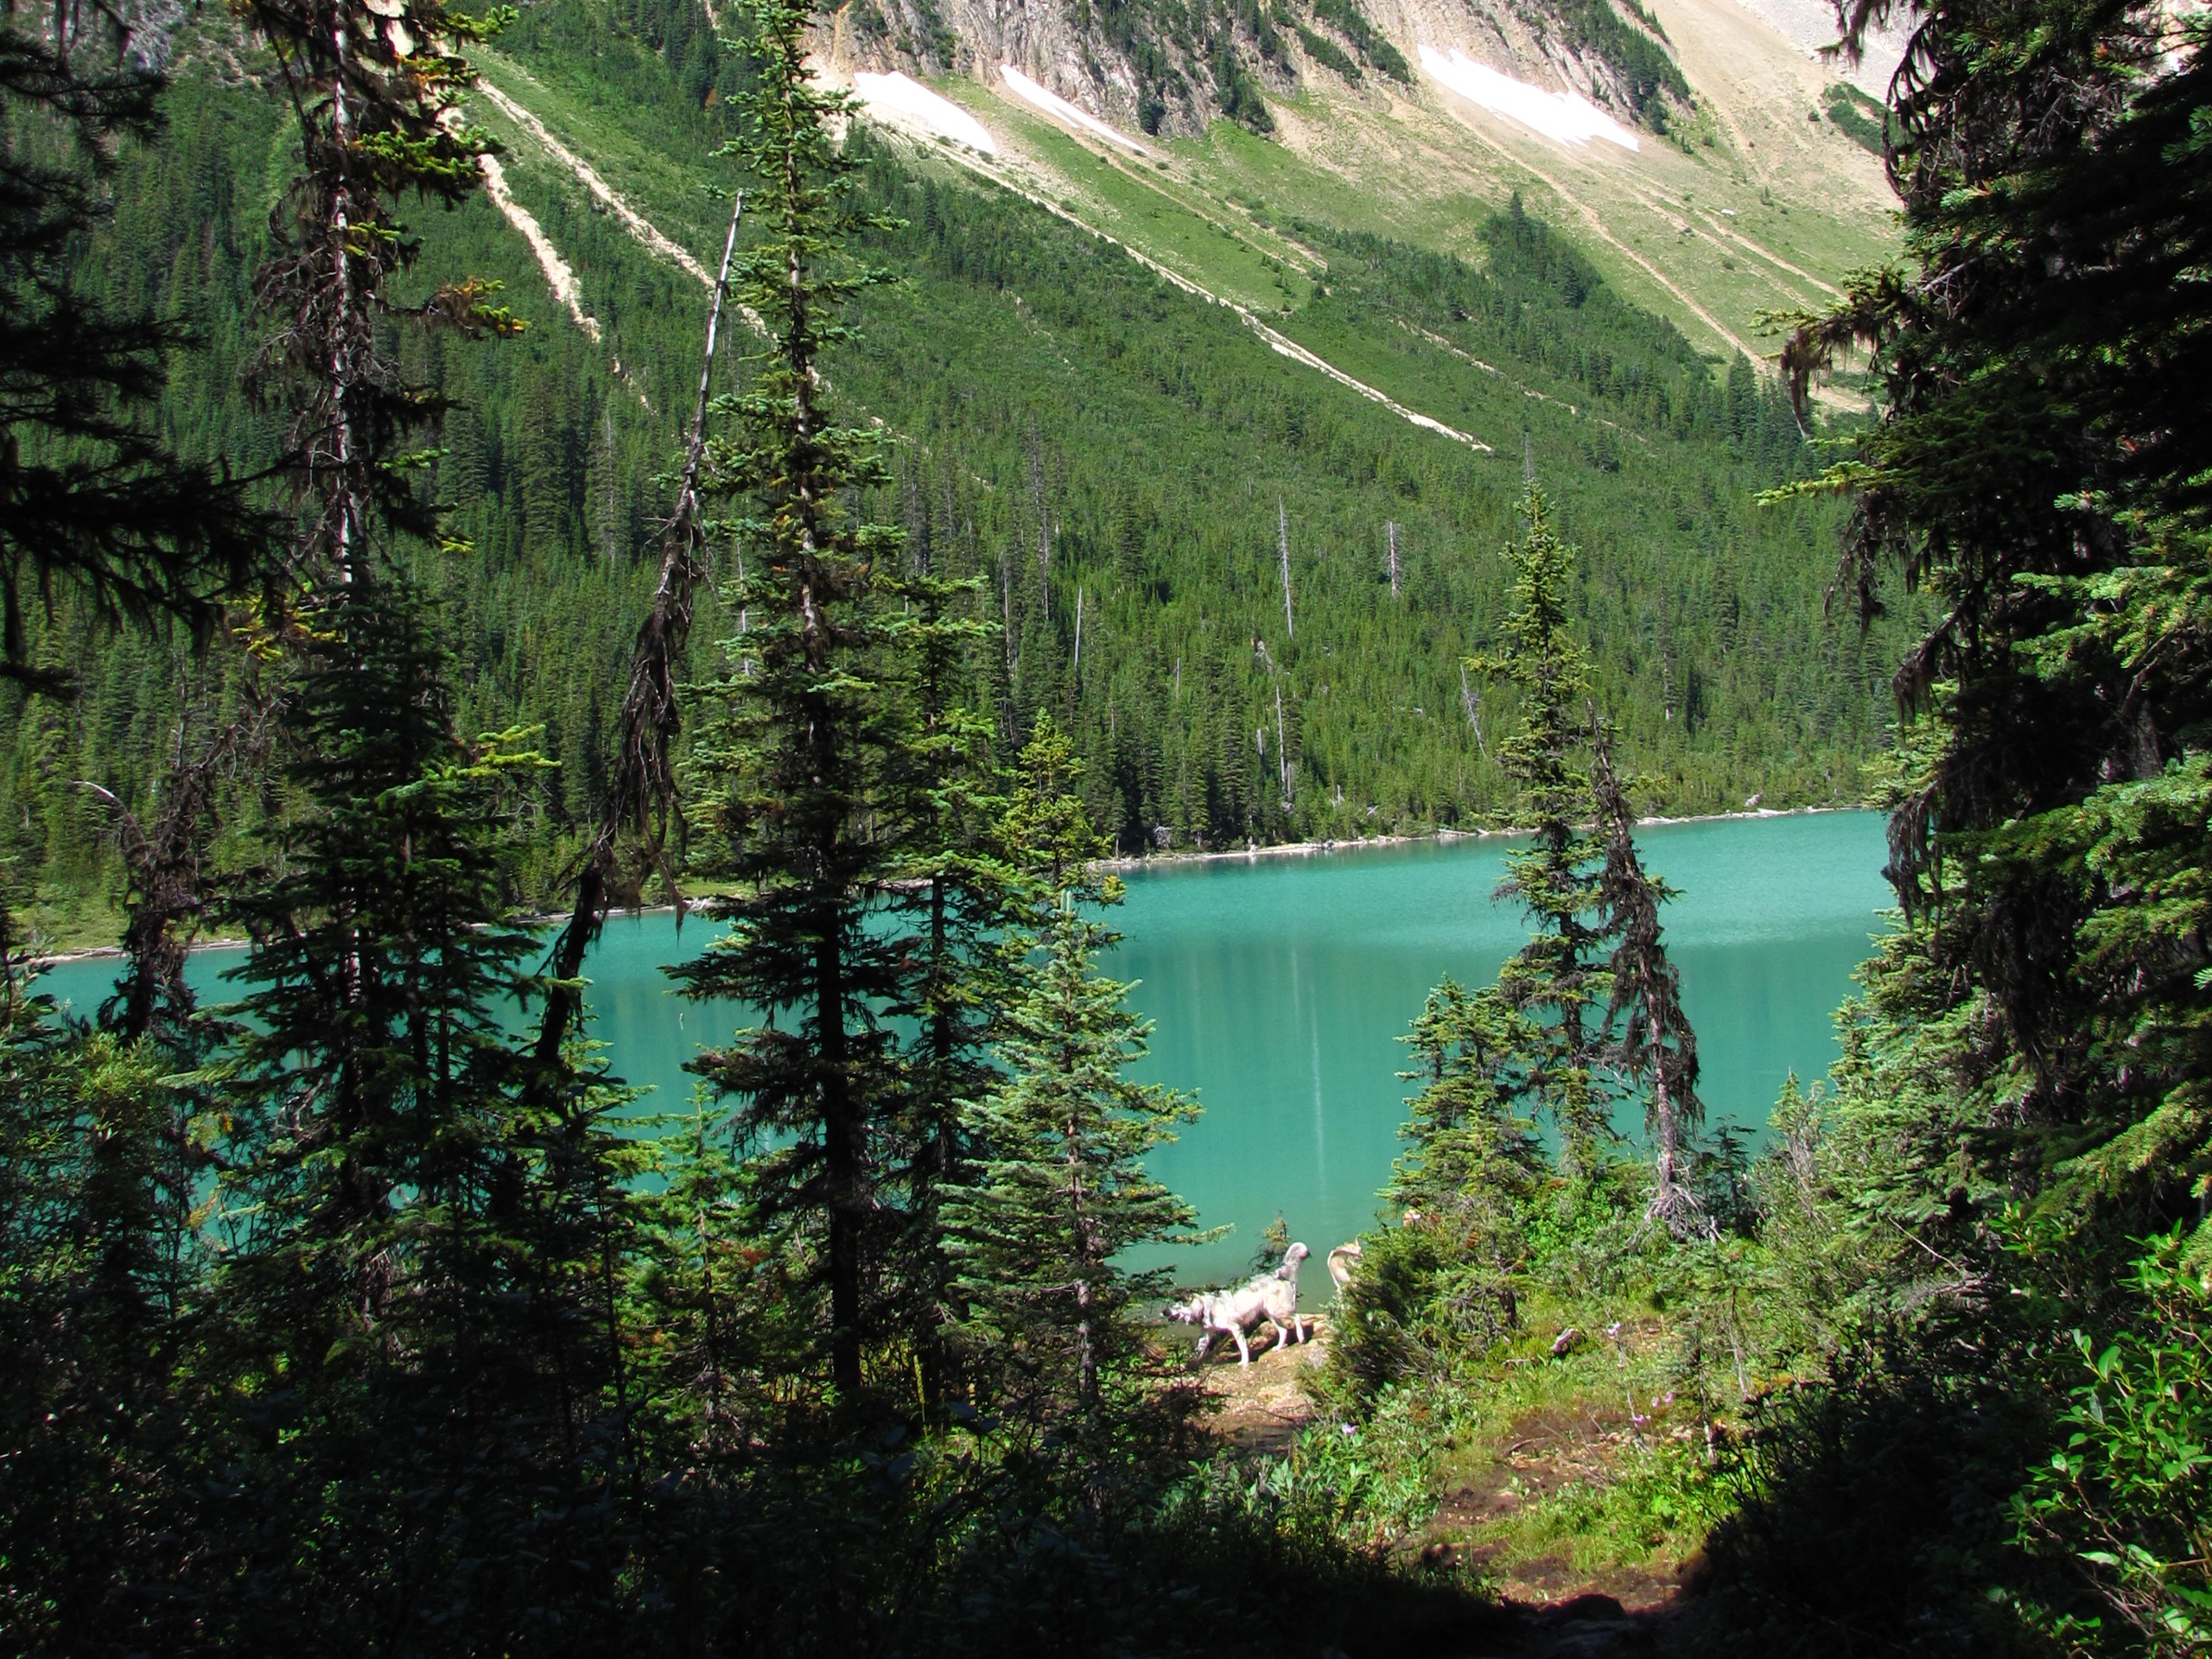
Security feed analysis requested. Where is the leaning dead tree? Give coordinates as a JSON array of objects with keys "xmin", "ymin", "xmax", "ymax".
[
  {"xmin": 78, "ymin": 677, "xmax": 281, "ymax": 1042},
  {"xmin": 534, "ymin": 192, "xmax": 746, "ymax": 1067},
  {"xmin": 1590, "ymin": 723, "xmax": 1705, "ymax": 1236}
]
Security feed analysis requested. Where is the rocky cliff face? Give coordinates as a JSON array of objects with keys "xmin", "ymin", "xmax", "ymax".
[{"xmin": 825, "ymin": 0, "xmax": 1684, "ymax": 137}]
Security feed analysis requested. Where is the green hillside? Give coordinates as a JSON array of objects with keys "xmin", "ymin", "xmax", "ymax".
[{"xmin": 3, "ymin": 0, "xmax": 1905, "ymax": 945}]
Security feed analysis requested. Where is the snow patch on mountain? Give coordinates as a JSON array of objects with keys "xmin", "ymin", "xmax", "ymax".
[
  {"xmin": 1418, "ymin": 46, "xmax": 1642, "ymax": 149},
  {"xmin": 998, "ymin": 64, "xmax": 1151, "ymax": 155},
  {"xmin": 852, "ymin": 70, "xmax": 998, "ymax": 153}
]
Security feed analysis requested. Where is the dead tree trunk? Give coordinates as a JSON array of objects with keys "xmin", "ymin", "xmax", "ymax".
[{"xmin": 535, "ymin": 191, "xmax": 745, "ymax": 1067}]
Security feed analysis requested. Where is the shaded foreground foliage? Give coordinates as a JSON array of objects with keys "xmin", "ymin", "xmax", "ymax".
[
  {"xmin": 0, "ymin": 3, "xmax": 1507, "ymax": 1651},
  {"xmin": 1305, "ymin": 3, "xmax": 2212, "ymax": 1656}
]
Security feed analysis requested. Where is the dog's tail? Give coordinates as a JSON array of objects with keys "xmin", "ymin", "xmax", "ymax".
[{"xmin": 1326, "ymin": 1240, "xmax": 1363, "ymax": 1288}]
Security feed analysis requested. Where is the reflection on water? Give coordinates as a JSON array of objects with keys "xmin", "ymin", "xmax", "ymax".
[{"xmin": 31, "ymin": 811, "xmax": 1891, "ymax": 1287}]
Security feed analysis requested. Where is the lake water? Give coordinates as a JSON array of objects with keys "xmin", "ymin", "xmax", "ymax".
[{"xmin": 31, "ymin": 810, "xmax": 1891, "ymax": 1288}]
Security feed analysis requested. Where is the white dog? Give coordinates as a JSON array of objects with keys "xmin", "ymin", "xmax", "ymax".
[{"xmin": 1169, "ymin": 1244, "xmax": 1310, "ymax": 1365}]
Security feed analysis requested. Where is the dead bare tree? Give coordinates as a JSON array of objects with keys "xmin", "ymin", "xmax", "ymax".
[
  {"xmin": 533, "ymin": 191, "xmax": 745, "ymax": 1067},
  {"xmin": 1591, "ymin": 722, "xmax": 1705, "ymax": 1236},
  {"xmin": 1460, "ymin": 662, "xmax": 1490, "ymax": 760},
  {"xmin": 77, "ymin": 672, "xmax": 281, "ymax": 1042}
]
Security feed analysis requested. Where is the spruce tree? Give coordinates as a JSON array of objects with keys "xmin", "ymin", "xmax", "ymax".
[
  {"xmin": 1470, "ymin": 484, "xmax": 1612, "ymax": 1175},
  {"xmin": 886, "ymin": 530, "xmax": 1008, "ymax": 1404},
  {"xmin": 1387, "ymin": 977, "xmax": 1545, "ymax": 1328},
  {"xmin": 944, "ymin": 717, "xmax": 1198, "ymax": 1422},
  {"xmin": 1727, "ymin": 2, "xmax": 2212, "ymax": 1643},
  {"xmin": 215, "ymin": 581, "xmax": 644, "ymax": 1649},
  {"xmin": 198, "ymin": 0, "xmax": 644, "ymax": 1636},
  {"xmin": 0, "ymin": 935, "xmax": 210, "ymax": 1649},
  {"xmin": 1775, "ymin": 2, "xmax": 2212, "ymax": 1260},
  {"xmin": 673, "ymin": 0, "xmax": 914, "ymax": 1405}
]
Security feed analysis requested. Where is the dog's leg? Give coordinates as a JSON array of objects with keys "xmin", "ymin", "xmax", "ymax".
[{"xmin": 1234, "ymin": 1327, "xmax": 1251, "ymax": 1366}]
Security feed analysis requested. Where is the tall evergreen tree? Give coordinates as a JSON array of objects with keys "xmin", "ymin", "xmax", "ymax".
[
  {"xmin": 1469, "ymin": 484, "xmax": 1613, "ymax": 1174},
  {"xmin": 214, "ymin": 582, "xmax": 644, "ymax": 1649},
  {"xmin": 237, "ymin": 0, "xmax": 514, "ymax": 591},
  {"xmin": 1710, "ymin": 2, "xmax": 2212, "ymax": 1646},
  {"xmin": 886, "ymin": 523, "xmax": 1008, "ymax": 1403},
  {"xmin": 674, "ymin": 0, "xmax": 913, "ymax": 1405},
  {"xmin": 0, "ymin": 0, "xmax": 271, "ymax": 689},
  {"xmin": 944, "ymin": 717, "xmax": 1198, "ymax": 1422},
  {"xmin": 0, "ymin": 950, "xmax": 209, "ymax": 1649},
  {"xmin": 200, "ymin": 0, "xmax": 644, "ymax": 1637},
  {"xmin": 1776, "ymin": 2, "xmax": 2212, "ymax": 1256},
  {"xmin": 1374, "ymin": 976, "xmax": 1546, "ymax": 1353}
]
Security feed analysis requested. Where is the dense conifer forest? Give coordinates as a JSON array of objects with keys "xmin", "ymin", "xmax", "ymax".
[
  {"xmin": 3, "ymin": 0, "xmax": 2207, "ymax": 1651},
  {"xmin": 0, "ymin": 0, "xmax": 1898, "ymax": 945}
]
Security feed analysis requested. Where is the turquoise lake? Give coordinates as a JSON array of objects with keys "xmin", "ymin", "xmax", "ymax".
[{"xmin": 30, "ymin": 810, "xmax": 1891, "ymax": 1288}]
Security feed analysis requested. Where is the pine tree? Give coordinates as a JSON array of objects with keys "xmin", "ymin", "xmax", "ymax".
[
  {"xmin": 196, "ymin": 0, "xmax": 644, "ymax": 1636},
  {"xmin": 944, "ymin": 717, "xmax": 1199, "ymax": 1422},
  {"xmin": 886, "ymin": 523, "xmax": 1008, "ymax": 1404},
  {"xmin": 0, "ymin": 0, "xmax": 272, "ymax": 690},
  {"xmin": 237, "ymin": 0, "xmax": 515, "ymax": 592},
  {"xmin": 1391, "ymin": 978, "xmax": 1545, "ymax": 1230},
  {"xmin": 0, "ymin": 918, "xmax": 212, "ymax": 1649},
  {"xmin": 1470, "ymin": 483, "xmax": 1613, "ymax": 1174},
  {"xmin": 1725, "ymin": 3, "xmax": 2212, "ymax": 1644},
  {"xmin": 1773, "ymin": 6, "xmax": 2212, "ymax": 1259},
  {"xmin": 673, "ymin": 0, "xmax": 914, "ymax": 1405},
  {"xmin": 214, "ymin": 582, "xmax": 644, "ymax": 1649}
]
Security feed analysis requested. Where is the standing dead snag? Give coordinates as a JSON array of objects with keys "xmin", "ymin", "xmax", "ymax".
[
  {"xmin": 535, "ymin": 191, "xmax": 746, "ymax": 1069},
  {"xmin": 1591, "ymin": 725, "xmax": 1705, "ymax": 1236}
]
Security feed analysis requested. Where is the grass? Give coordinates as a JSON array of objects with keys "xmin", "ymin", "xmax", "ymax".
[
  {"xmin": 1308, "ymin": 1277, "xmax": 1755, "ymax": 1603},
  {"xmin": 18, "ymin": 890, "xmax": 131, "ymax": 962}
]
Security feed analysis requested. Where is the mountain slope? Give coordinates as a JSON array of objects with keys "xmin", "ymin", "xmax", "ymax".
[
  {"xmin": 4, "ymin": 0, "xmax": 1912, "ymax": 945},
  {"xmin": 813, "ymin": 0, "xmax": 1897, "ymax": 361}
]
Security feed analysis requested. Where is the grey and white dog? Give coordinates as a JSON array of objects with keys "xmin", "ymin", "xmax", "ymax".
[{"xmin": 1167, "ymin": 1243, "xmax": 1311, "ymax": 1365}]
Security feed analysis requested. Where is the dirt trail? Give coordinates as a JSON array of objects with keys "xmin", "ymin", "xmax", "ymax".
[
  {"xmin": 936, "ymin": 143, "xmax": 1495, "ymax": 451},
  {"xmin": 478, "ymin": 153, "xmax": 602, "ymax": 342},
  {"xmin": 474, "ymin": 76, "xmax": 715, "ymax": 286},
  {"xmin": 1195, "ymin": 1322, "xmax": 1706, "ymax": 1656}
]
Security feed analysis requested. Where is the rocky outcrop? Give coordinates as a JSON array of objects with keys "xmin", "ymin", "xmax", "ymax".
[{"xmin": 825, "ymin": 0, "xmax": 1681, "ymax": 138}]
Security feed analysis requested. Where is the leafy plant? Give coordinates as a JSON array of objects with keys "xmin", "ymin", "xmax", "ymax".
[{"xmin": 2015, "ymin": 1236, "xmax": 2212, "ymax": 1656}]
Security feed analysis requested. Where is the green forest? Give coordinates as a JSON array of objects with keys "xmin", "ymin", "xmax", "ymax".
[
  {"xmin": 4, "ymin": 0, "xmax": 2209, "ymax": 1650},
  {"xmin": 0, "ymin": 0, "xmax": 1899, "ymax": 949}
]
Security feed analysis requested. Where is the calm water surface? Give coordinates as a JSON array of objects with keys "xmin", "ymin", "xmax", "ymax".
[{"xmin": 33, "ymin": 811, "xmax": 1891, "ymax": 1287}]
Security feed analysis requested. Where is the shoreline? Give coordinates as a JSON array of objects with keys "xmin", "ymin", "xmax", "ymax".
[
  {"xmin": 29, "ymin": 803, "xmax": 1870, "ymax": 969},
  {"xmin": 1100, "ymin": 801, "xmax": 1867, "ymax": 872}
]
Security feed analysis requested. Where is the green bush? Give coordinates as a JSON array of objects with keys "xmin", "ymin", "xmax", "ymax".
[{"xmin": 2014, "ymin": 1236, "xmax": 2212, "ymax": 1656}]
